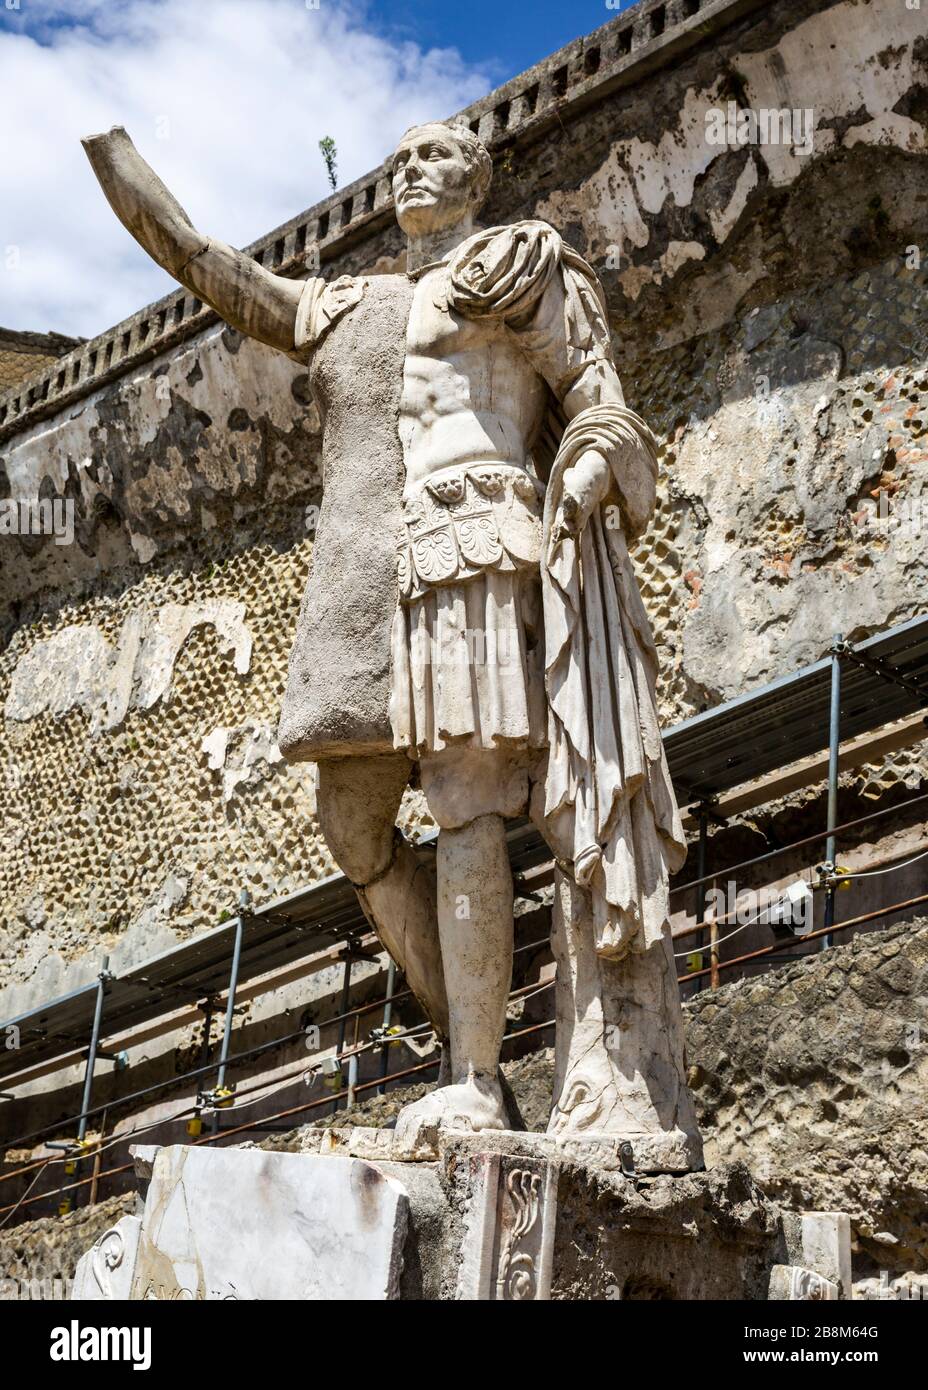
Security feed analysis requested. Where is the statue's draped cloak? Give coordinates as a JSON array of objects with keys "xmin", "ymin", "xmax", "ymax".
[
  {"xmin": 444, "ymin": 222, "xmax": 686, "ymax": 958},
  {"xmin": 277, "ymin": 273, "xmax": 413, "ymax": 761}
]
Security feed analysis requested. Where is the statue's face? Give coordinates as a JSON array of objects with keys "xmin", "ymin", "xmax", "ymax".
[{"xmin": 392, "ymin": 127, "xmax": 478, "ymax": 237}]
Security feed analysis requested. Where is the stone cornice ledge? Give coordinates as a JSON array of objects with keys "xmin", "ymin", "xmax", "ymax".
[{"xmin": 0, "ymin": 0, "xmax": 773, "ymax": 446}]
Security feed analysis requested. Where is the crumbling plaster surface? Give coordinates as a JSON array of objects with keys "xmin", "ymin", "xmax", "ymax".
[
  {"xmin": 0, "ymin": 0, "xmax": 926, "ymax": 996},
  {"xmin": 6, "ymin": 602, "xmax": 251, "ymax": 734},
  {"xmin": 538, "ymin": 0, "xmax": 925, "ymax": 296},
  {"xmin": 532, "ymin": 0, "xmax": 928, "ymax": 703},
  {"xmin": 0, "ymin": 323, "xmax": 321, "ymax": 600},
  {"xmin": 665, "ymin": 313, "xmax": 928, "ymax": 700}
]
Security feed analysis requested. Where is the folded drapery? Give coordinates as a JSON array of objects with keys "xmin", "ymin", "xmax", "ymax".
[{"xmin": 541, "ymin": 405, "xmax": 686, "ymax": 959}]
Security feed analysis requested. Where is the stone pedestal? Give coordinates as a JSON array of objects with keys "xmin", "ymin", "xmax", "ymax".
[
  {"xmin": 443, "ymin": 1142, "xmax": 780, "ymax": 1300},
  {"xmin": 124, "ymin": 1146, "xmax": 411, "ymax": 1300},
  {"xmin": 548, "ymin": 871, "xmax": 704, "ymax": 1171},
  {"xmin": 72, "ymin": 1134, "xmax": 851, "ymax": 1301}
]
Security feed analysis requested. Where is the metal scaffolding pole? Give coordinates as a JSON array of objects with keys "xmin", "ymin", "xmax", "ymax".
[
  {"xmin": 379, "ymin": 957, "xmax": 396, "ymax": 1094},
  {"xmin": 73, "ymin": 955, "xmax": 111, "ymax": 1209},
  {"xmin": 332, "ymin": 952, "xmax": 353, "ymax": 1115},
  {"xmin": 211, "ymin": 890, "xmax": 249, "ymax": 1132},
  {"xmin": 823, "ymin": 635, "xmax": 844, "ymax": 950},
  {"xmin": 346, "ymin": 1052, "xmax": 358, "ymax": 1110},
  {"xmin": 77, "ymin": 956, "xmax": 110, "ymax": 1145}
]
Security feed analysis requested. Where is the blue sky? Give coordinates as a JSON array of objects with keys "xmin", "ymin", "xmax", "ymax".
[
  {"xmin": 0, "ymin": 0, "xmax": 637, "ymax": 337},
  {"xmin": 3, "ymin": 1, "xmax": 637, "ymax": 84},
  {"xmin": 362, "ymin": 0, "xmax": 636, "ymax": 83}
]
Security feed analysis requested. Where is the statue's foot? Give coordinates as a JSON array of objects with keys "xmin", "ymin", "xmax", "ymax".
[
  {"xmin": 434, "ymin": 1047, "xmax": 523, "ymax": 1126},
  {"xmin": 394, "ymin": 1072, "xmax": 508, "ymax": 1138}
]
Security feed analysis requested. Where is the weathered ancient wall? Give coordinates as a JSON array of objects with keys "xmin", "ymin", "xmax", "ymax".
[
  {"xmin": 687, "ymin": 914, "xmax": 928, "ymax": 1281},
  {"xmin": 0, "ymin": 1191, "xmax": 134, "ymax": 1300},
  {"xmin": 0, "ymin": 329, "xmax": 81, "ymax": 395},
  {"xmin": 0, "ymin": 0, "xmax": 925, "ymax": 1017}
]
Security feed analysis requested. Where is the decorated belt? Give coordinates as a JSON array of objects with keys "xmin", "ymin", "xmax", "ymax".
[{"xmin": 397, "ymin": 464, "xmax": 545, "ymax": 599}]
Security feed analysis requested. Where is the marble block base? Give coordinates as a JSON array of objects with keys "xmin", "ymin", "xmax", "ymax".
[
  {"xmin": 72, "ymin": 1215, "xmax": 142, "ymax": 1300},
  {"xmin": 71, "ymin": 1139, "xmax": 853, "ymax": 1302},
  {"xmin": 127, "ymin": 1146, "xmax": 410, "ymax": 1300}
]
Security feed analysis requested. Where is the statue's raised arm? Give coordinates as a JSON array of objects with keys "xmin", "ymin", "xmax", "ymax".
[{"xmin": 82, "ymin": 126, "xmax": 302, "ymax": 353}]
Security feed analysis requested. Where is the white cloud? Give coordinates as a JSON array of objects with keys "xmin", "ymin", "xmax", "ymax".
[{"xmin": 0, "ymin": 0, "xmax": 491, "ymax": 338}]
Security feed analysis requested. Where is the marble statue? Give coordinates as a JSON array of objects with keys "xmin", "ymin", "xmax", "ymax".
[{"xmin": 83, "ymin": 118, "xmax": 702, "ymax": 1170}]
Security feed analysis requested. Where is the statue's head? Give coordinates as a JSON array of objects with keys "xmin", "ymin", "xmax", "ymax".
[{"xmin": 391, "ymin": 121, "xmax": 492, "ymax": 238}]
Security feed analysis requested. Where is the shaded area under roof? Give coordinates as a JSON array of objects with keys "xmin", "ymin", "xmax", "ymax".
[{"xmin": 3, "ymin": 614, "xmax": 928, "ymax": 1084}]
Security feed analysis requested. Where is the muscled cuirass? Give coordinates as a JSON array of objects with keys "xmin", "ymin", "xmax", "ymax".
[
  {"xmin": 397, "ymin": 266, "xmax": 547, "ymax": 602},
  {"xmin": 399, "ymin": 266, "xmax": 548, "ymax": 485}
]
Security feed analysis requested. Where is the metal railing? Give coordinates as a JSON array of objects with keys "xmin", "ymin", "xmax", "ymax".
[{"xmin": 0, "ymin": 857, "xmax": 925, "ymax": 1226}]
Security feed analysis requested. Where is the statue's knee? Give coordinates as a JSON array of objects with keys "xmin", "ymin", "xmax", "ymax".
[
  {"xmin": 420, "ymin": 748, "xmax": 532, "ymax": 829},
  {"xmin": 316, "ymin": 757, "xmax": 407, "ymax": 886}
]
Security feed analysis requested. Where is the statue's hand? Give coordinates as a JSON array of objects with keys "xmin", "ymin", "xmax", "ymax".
[{"xmin": 552, "ymin": 449, "xmax": 611, "ymax": 548}]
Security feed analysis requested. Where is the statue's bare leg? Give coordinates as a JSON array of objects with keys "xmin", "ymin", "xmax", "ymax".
[
  {"xmin": 394, "ymin": 748, "xmax": 530, "ymax": 1135},
  {"xmin": 316, "ymin": 755, "xmax": 449, "ymax": 1041}
]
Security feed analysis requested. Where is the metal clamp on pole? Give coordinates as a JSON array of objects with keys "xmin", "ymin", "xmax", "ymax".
[
  {"xmin": 94, "ymin": 1049, "xmax": 129, "ymax": 1069},
  {"xmin": 815, "ymin": 861, "xmax": 852, "ymax": 893}
]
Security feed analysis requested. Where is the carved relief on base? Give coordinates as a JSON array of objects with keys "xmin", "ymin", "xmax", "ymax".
[
  {"xmin": 457, "ymin": 1153, "xmax": 557, "ymax": 1301},
  {"xmin": 72, "ymin": 1215, "xmax": 142, "ymax": 1301}
]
